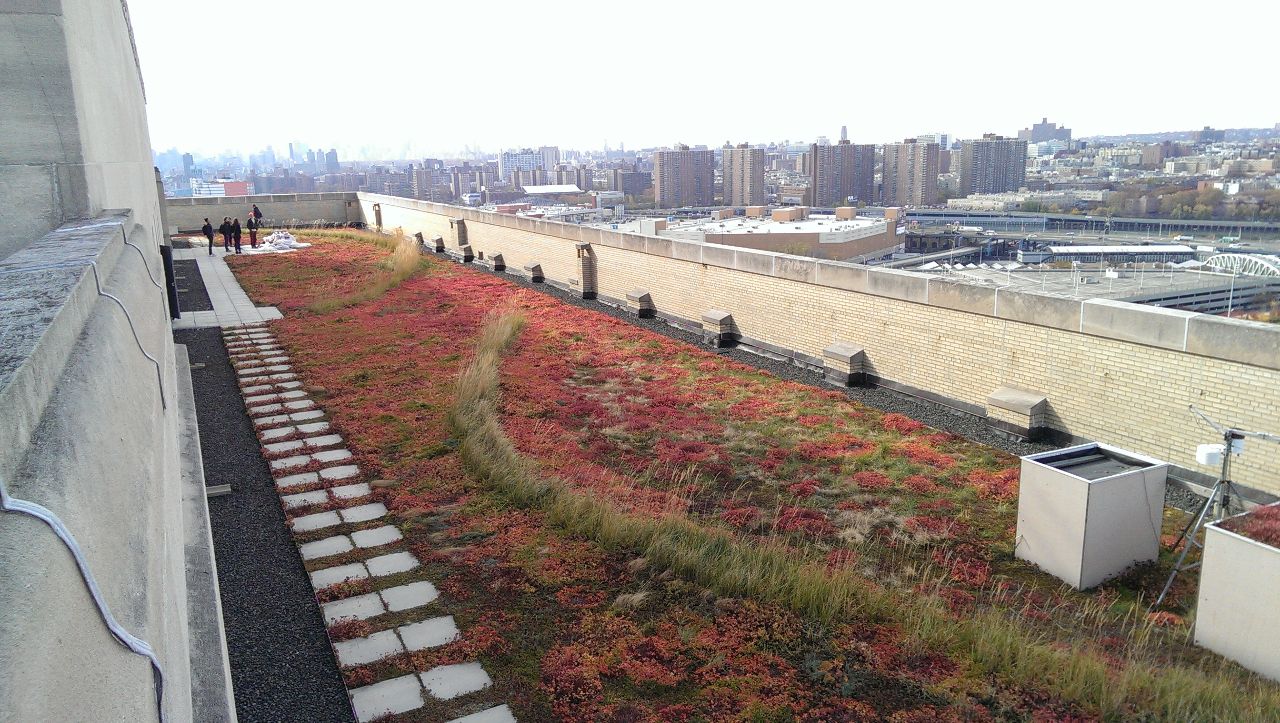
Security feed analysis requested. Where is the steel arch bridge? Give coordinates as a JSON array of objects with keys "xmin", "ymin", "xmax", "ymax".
[{"xmin": 1203, "ymin": 254, "xmax": 1280, "ymax": 277}]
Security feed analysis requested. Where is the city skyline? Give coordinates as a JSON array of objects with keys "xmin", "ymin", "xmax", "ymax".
[{"xmin": 128, "ymin": 0, "xmax": 1279, "ymax": 157}]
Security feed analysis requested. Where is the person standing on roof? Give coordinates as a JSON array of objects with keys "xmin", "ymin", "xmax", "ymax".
[
  {"xmin": 246, "ymin": 214, "xmax": 259, "ymax": 248},
  {"xmin": 232, "ymin": 218, "xmax": 243, "ymax": 254},
  {"xmin": 201, "ymin": 218, "xmax": 215, "ymax": 255},
  {"xmin": 219, "ymin": 217, "xmax": 232, "ymax": 252}
]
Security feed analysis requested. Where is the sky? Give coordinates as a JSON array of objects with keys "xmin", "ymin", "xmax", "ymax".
[{"xmin": 128, "ymin": 0, "xmax": 1280, "ymax": 159}]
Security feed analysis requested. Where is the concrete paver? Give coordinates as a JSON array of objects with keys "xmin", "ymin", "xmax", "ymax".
[
  {"xmin": 276, "ymin": 471, "xmax": 319, "ymax": 489},
  {"xmin": 313, "ymin": 448, "xmax": 353, "ymax": 463},
  {"xmin": 292, "ymin": 511, "xmax": 341, "ymax": 532},
  {"xmin": 335, "ymin": 629, "xmax": 403, "ymax": 667},
  {"xmin": 340, "ymin": 503, "xmax": 387, "ymax": 524},
  {"xmin": 300, "ymin": 535, "xmax": 354, "ymax": 560},
  {"xmin": 330, "ymin": 483, "xmax": 372, "ymax": 500},
  {"xmin": 322, "ymin": 592, "xmax": 386, "ymax": 624},
  {"xmin": 352, "ymin": 525, "xmax": 402, "ymax": 548},
  {"xmin": 366, "ymin": 551, "xmax": 419, "ymax": 576},
  {"xmin": 349, "ymin": 674, "xmax": 423, "ymax": 723},
  {"xmin": 380, "ymin": 581, "xmax": 439, "ymax": 612},
  {"xmin": 310, "ymin": 562, "xmax": 369, "ymax": 589},
  {"xmin": 282, "ymin": 490, "xmax": 329, "ymax": 509},
  {"xmin": 320, "ymin": 465, "xmax": 359, "ymax": 481},
  {"xmin": 447, "ymin": 705, "xmax": 517, "ymax": 723},
  {"xmin": 399, "ymin": 616, "xmax": 460, "ymax": 652},
  {"xmin": 420, "ymin": 662, "xmax": 491, "ymax": 700}
]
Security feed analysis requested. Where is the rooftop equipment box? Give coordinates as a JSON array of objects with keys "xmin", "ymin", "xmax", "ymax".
[
  {"xmin": 1015, "ymin": 443, "xmax": 1167, "ymax": 590},
  {"xmin": 1195, "ymin": 503, "xmax": 1280, "ymax": 682}
]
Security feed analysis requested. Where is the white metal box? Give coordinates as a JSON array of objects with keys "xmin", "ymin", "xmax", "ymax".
[
  {"xmin": 1195, "ymin": 504, "xmax": 1280, "ymax": 682},
  {"xmin": 1015, "ymin": 443, "xmax": 1168, "ymax": 590}
]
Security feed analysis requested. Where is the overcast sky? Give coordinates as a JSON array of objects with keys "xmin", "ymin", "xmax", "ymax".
[{"xmin": 128, "ymin": 0, "xmax": 1279, "ymax": 158}]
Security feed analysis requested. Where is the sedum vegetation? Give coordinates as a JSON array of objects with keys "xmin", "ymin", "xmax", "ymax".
[{"xmin": 228, "ymin": 232, "xmax": 1280, "ymax": 721}]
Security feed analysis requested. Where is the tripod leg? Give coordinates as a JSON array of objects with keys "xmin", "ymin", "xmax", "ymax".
[{"xmin": 1153, "ymin": 483, "xmax": 1219, "ymax": 608}]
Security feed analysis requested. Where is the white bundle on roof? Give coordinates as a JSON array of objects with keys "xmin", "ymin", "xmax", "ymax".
[{"xmin": 244, "ymin": 230, "xmax": 312, "ymax": 254}]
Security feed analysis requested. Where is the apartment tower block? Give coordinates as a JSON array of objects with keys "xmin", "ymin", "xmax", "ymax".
[
  {"xmin": 654, "ymin": 145, "xmax": 715, "ymax": 208},
  {"xmin": 882, "ymin": 138, "xmax": 940, "ymax": 206},
  {"xmin": 722, "ymin": 143, "xmax": 766, "ymax": 206}
]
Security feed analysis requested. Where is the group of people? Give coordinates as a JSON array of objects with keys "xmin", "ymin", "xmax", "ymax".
[{"xmin": 201, "ymin": 205, "xmax": 264, "ymax": 255}]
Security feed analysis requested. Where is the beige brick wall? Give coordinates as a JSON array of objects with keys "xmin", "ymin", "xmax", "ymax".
[{"xmin": 360, "ymin": 194, "xmax": 1280, "ymax": 495}]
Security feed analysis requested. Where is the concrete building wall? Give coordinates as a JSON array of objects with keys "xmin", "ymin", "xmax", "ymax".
[
  {"xmin": 358, "ymin": 192, "xmax": 1280, "ymax": 496},
  {"xmin": 164, "ymin": 192, "xmax": 361, "ymax": 232},
  {"xmin": 0, "ymin": 2, "xmax": 231, "ymax": 720},
  {"xmin": 0, "ymin": 0, "xmax": 164, "ymax": 261}
]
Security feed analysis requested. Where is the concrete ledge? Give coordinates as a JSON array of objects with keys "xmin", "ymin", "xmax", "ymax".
[
  {"xmin": 987, "ymin": 385, "xmax": 1050, "ymax": 440},
  {"xmin": 928, "ymin": 280, "xmax": 998, "ymax": 316},
  {"xmin": 0, "ymin": 212, "xmax": 132, "ymax": 483},
  {"xmin": 489, "ymin": 253, "xmax": 505, "ymax": 271},
  {"xmin": 987, "ymin": 385, "xmax": 1048, "ymax": 416},
  {"xmin": 523, "ymin": 263, "xmax": 543, "ymax": 282},
  {"xmin": 866, "ymin": 268, "xmax": 930, "ymax": 304},
  {"xmin": 1081, "ymin": 299, "xmax": 1196, "ymax": 351},
  {"xmin": 457, "ymin": 244, "xmax": 474, "ymax": 262},
  {"xmin": 993, "ymin": 291, "xmax": 1083, "ymax": 331},
  {"xmin": 1185, "ymin": 314, "xmax": 1280, "ymax": 369},
  {"xmin": 175, "ymin": 345, "xmax": 237, "ymax": 722}
]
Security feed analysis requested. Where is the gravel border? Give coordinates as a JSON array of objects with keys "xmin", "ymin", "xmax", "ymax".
[
  {"xmin": 176, "ymin": 327, "xmax": 353, "ymax": 722},
  {"xmin": 174, "ymin": 259, "xmax": 213, "ymax": 312}
]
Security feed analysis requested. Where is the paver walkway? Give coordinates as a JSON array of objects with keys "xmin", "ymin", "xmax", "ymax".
[
  {"xmin": 172, "ymin": 246, "xmax": 283, "ymax": 329},
  {"xmin": 179, "ymin": 243, "xmax": 515, "ymax": 721},
  {"xmin": 220, "ymin": 321, "xmax": 515, "ymax": 723}
]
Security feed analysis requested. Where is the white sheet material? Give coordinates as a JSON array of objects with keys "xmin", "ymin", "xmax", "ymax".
[{"xmin": 244, "ymin": 230, "xmax": 312, "ymax": 254}]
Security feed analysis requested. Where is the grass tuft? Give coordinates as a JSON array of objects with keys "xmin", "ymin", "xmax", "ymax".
[{"xmin": 307, "ymin": 228, "xmax": 427, "ymax": 313}]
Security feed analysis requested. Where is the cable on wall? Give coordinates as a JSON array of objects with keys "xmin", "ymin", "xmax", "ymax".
[
  {"xmin": 0, "ymin": 474, "xmax": 165, "ymax": 721},
  {"xmin": 88, "ymin": 261, "xmax": 167, "ymax": 409}
]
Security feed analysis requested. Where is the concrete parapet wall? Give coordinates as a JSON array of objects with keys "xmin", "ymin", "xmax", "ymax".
[
  {"xmin": 355, "ymin": 192, "xmax": 1280, "ymax": 494},
  {"xmin": 0, "ymin": 213, "xmax": 194, "ymax": 721},
  {"xmin": 164, "ymin": 192, "xmax": 360, "ymax": 233}
]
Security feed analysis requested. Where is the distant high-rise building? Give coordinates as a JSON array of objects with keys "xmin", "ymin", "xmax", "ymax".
[
  {"xmin": 653, "ymin": 144, "xmax": 714, "ymax": 208},
  {"xmin": 840, "ymin": 125, "xmax": 848, "ymax": 142},
  {"xmin": 497, "ymin": 148, "xmax": 543, "ymax": 183},
  {"xmin": 916, "ymin": 133, "xmax": 950, "ymax": 150},
  {"xmin": 882, "ymin": 139, "xmax": 940, "ymax": 206},
  {"xmin": 1017, "ymin": 118, "xmax": 1071, "ymax": 144},
  {"xmin": 807, "ymin": 140, "xmax": 875, "ymax": 207},
  {"xmin": 722, "ymin": 142, "xmax": 765, "ymax": 206},
  {"xmin": 609, "ymin": 170, "xmax": 651, "ymax": 195},
  {"xmin": 539, "ymin": 146, "xmax": 560, "ymax": 172},
  {"xmin": 325, "ymin": 149, "xmax": 339, "ymax": 174},
  {"xmin": 1193, "ymin": 126, "xmax": 1226, "ymax": 144},
  {"xmin": 958, "ymin": 134, "xmax": 1027, "ymax": 196},
  {"xmin": 181, "ymin": 152, "xmax": 194, "ymax": 180}
]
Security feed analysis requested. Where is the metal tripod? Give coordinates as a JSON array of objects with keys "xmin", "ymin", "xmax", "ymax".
[
  {"xmin": 1152, "ymin": 430, "xmax": 1243, "ymax": 608},
  {"xmin": 1153, "ymin": 407, "xmax": 1278, "ymax": 608}
]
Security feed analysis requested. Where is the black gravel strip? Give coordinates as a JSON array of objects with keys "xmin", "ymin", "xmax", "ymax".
[
  {"xmin": 454, "ymin": 258, "xmax": 1206, "ymax": 511},
  {"xmin": 174, "ymin": 259, "xmax": 213, "ymax": 311},
  {"xmin": 176, "ymin": 327, "xmax": 353, "ymax": 723}
]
